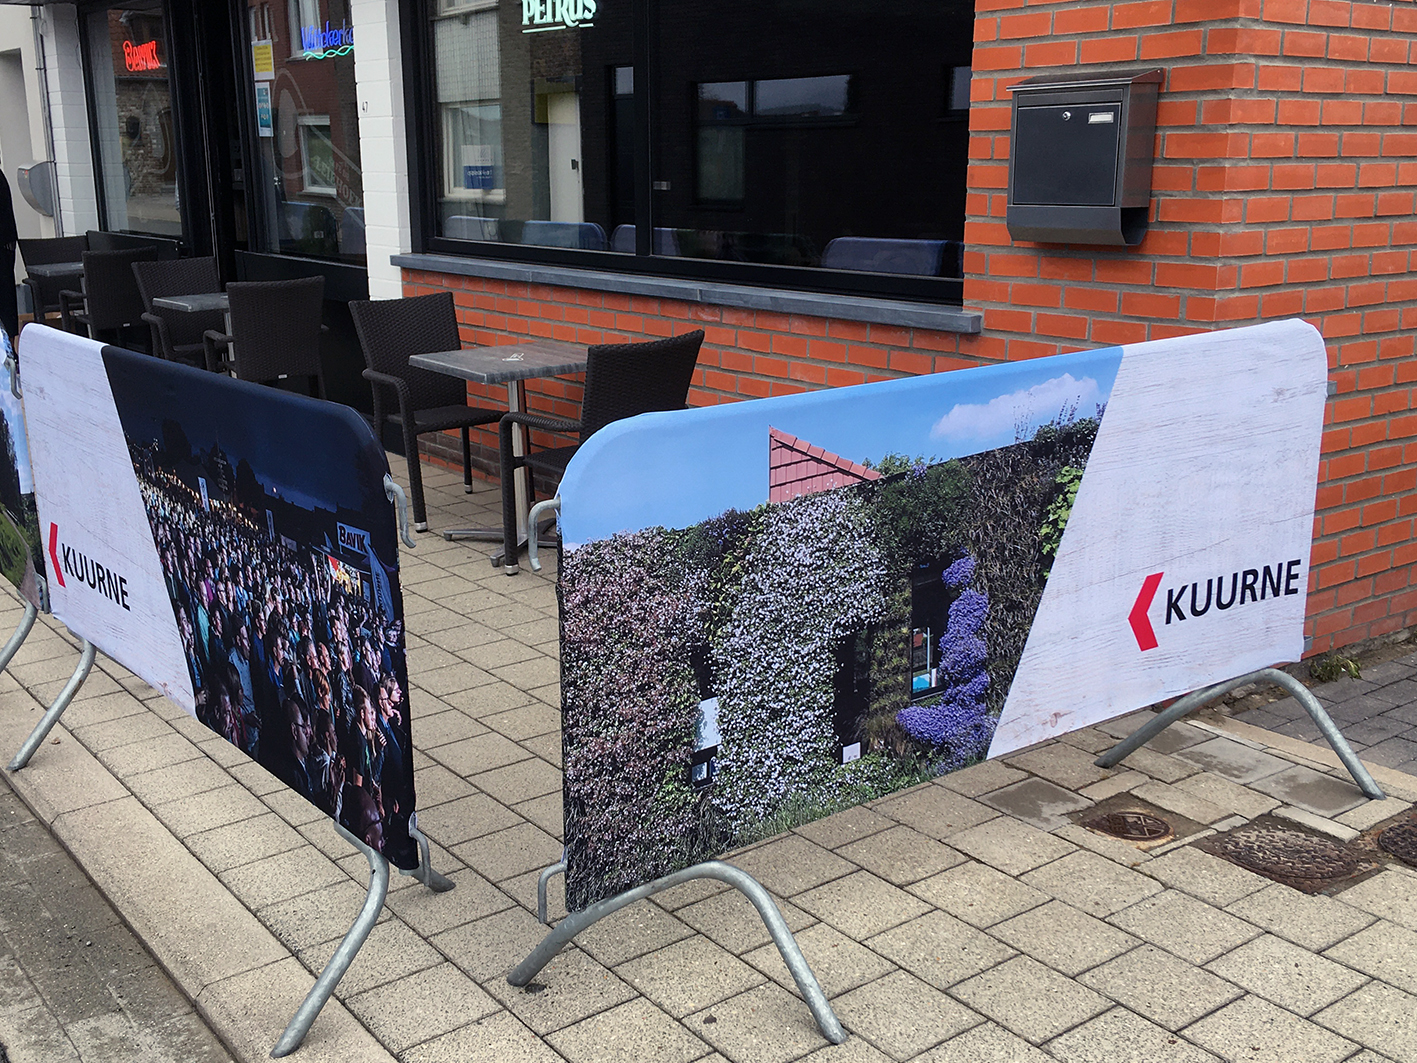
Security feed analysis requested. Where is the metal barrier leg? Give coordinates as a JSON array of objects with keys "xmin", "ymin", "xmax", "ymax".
[
  {"xmin": 270, "ymin": 825, "xmax": 390, "ymax": 1058},
  {"xmin": 536, "ymin": 857, "xmax": 566, "ymax": 925},
  {"xmin": 1095, "ymin": 666, "xmax": 1384, "ymax": 800},
  {"xmin": 8, "ymin": 639, "xmax": 96, "ymax": 771},
  {"xmin": 0, "ymin": 602, "xmax": 37, "ymax": 674},
  {"xmin": 509, "ymin": 860, "xmax": 847, "ymax": 1045},
  {"xmin": 399, "ymin": 812, "xmax": 455, "ymax": 892}
]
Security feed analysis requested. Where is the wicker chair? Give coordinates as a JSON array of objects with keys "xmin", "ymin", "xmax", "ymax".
[
  {"xmin": 133, "ymin": 257, "xmax": 223, "ymax": 366},
  {"xmin": 498, "ymin": 329, "xmax": 704, "ymax": 571},
  {"xmin": 349, "ymin": 291, "xmax": 504, "ymax": 532},
  {"xmin": 203, "ymin": 277, "xmax": 326, "ymax": 397},
  {"xmin": 18, "ymin": 235, "xmax": 88, "ymax": 328},
  {"xmin": 59, "ymin": 247, "xmax": 158, "ymax": 349}
]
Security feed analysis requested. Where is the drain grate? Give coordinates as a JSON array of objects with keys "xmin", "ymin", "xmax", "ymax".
[
  {"xmin": 1086, "ymin": 811, "xmax": 1172, "ymax": 842},
  {"xmin": 1379, "ymin": 822, "xmax": 1417, "ymax": 867},
  {"xmin": 1207, "ymin": 823, "xmax": 1360, "ymax": 891}
]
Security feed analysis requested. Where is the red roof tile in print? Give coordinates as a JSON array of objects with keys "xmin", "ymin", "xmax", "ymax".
[{"xmin": 768, "ymin": 426, "xmax": 881, "ymax": 504}]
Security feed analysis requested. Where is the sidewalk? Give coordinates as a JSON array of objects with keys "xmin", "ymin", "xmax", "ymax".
[{"xmin": 3, "ymin": 458, "xmax": 1417, "ymax": 1063}]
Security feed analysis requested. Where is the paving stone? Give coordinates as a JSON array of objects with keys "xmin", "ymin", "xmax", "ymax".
[
  {"xmin": 1184, "ymin": 995, "xmax": 1357, "ymax": 1063},
  {"xmin": 792, "ymin": 806, "xmax": 895, "ymax": 850},
  {"xmin": 1078, "ymin": 945, "xmax": 1243, "ymax": 1031},
  {"xmin": 218, "ymin": 843, "xmax": 346, "ymax": 910},
  {"xmin": 431, "ymin": 906, "xmax": 549, "ymax": 983},
  {"xmin": 833, "ymin": 970, "xmax": 983, "ymax": 1060},
  {"xmin": 1143, "ymin": 846, "xmax": 1268, "ymax": 907},
  {"xmin": 347, "ymin": 961, "xmax": 499, "ymax": 1052},
  {"xmin": 546, "ymin": 997, "xmax": 709, "ymax": 1063},
  {"xmin": 1331, "ymin": 869, "xmax": 1417, "ymax": 932},
  {"xmin": 1019, "ymin": 851, "xmax": 1163, "ymax": 918},
  {"xmin": 1223, "ymin": 882, "xmax": 1375, "ymax": 951},
  {"xmin": 1174, "ymin": 772, "xmax": 1283, "ymax": 820},
  {"xmin": 512, "ymin": 793, "xmax": 565, "ymax": 839},
  {"xmin": 1114, "ymin": 747, "xmax": 1199, "ymax": 784},
  {"xmin": 1248, "ymin": 764, "xmax": 1367, "ymax": 818},
  {"xmin": 416, "ymin": 792, "xmax": 526, "ymax": 847},
  {"xmin": 1140, "ymin": 721, "xmax": 1212, "ymax": 755},
  {"xmin": 949, "ymin": 954, "xmax": 1110, "ymax": 1045},
  {"xmin": 1058, "ymin": 727, "xmax": 1117, "ymax": 754},
  {"xmin": 1174, "ymin": 739, "xmax": 1291, "ymax": 786},
  {"xmin": 916, "ymin": 1020, "xmax": 1053, "ymax": 1062},
  {"xmin": 1079, "ymin": 770, "xmax": 1149, "ymax": 803},
  {"xmin": 1337, "ymin": 798, "xmax": 1411, "ymax": 832},
  {"xmin": 935, "ymin": 760, "xmax": 1028, "ymax": 798},
  {"xmin": 744, "ymin": 921, "xmax": 896, "ymax": 999},
  {"xmin": 1324, "ymin": 919, "xmax": 1417, "ymax": 996},
  {"xmin": 834, "ymin": 825, "xmax": 966, "ymax": 886},
  {"xmin": 431, "ymin": 731, "xmax": 531, "ymax": 776},
  {"xmin": 1314, "ymin": 981, "xmax": 1417, "ymax": 1063},
  {"xmin": 483, "ymin": 702, "xmax": 562, "ymax": 742},
  {"xmin": 412, "ymin": 708, "xmax": 488, "ymax": 749},
  {"xmin": 1343, "ymin": 714, "xmax": 1416, "ymax": 747},
  {"xmin": 571, "ymin": 901, "xmax": 693, "ymax": 967},
  {"xmin": 615, "ymin": 936, "xmax": 766, "ymax": 1018},
  {"xmin": 1126, "ymin": 780, "xmax": 1230, "ymax": 825},
  {"xmin": 797, "ymin": 1035, "xmax": 897, "ymax": 1063},
  {"xmin": 1045, "ymin": 1006, "xmax": 1220, "ymax": 1063},
  {"xmin": 451, "ymin": 822, "xmax": 563, "ymax": 884},
  {"xmin": 398, "ymin": 1006, "xmax": 563, "ymax": 1063},
  {"xmin": 469, "ymin": 757, "xmax": 564, "ymax": 805},
  {"xmin": 731, "ymin": 834, "xmax": 855, "ymax": 897},
  {"xmin": 299, "ymin": 917, "xmax": 445, "ymax": 998},
  {"xmin": 1271, "ymin": 805, "xmax": 1360, "ymax": 842},
  {"xmin": 871, "ymin": 784, "xmax": 998, "ymax": 840},
  {"xmin": 791, "ymin": 870, "xmax": 930, "ymax": 939},
  {"xmin": 943, "ymin": 817, "xmax": 1076, "ymax": 877},
  {"xmin": 865, "ymin": 909, "xmax": 1016, "ymax": 991},
  {"xmin": 152, "ymin": 783, "xmax": 273, "ymax": 838},
  {"xmin": 990, "ymin": 900, "xmax": 1140, "ymax": 977},
  {"xmin": 978, "ymin": 777, "xmax": 1093, "ymax": 831},
  {"xmin": 688, "ymin": 982, "xmax": 830, "ymax": 1063},
  {"xmin": 1005, "ymin": 745, "xmax": 1114, "ymax": 790},
  {"xmin": 1106, "ymin": 889, "xmax": 1260, "ymax": 965},
  {"xmin": 257, "ymin": 878, "xmax": 391, "ymax": 953},
  {"xmin": 1051, "ymin": 824, "xmax": 1151, "ymax": 869},
  {"xmin": 486, "ymin": 947, "xmax": 638, "ymax": 1036},
  {"xmin": 1205, "ymin": 933, "xmax": 1369, "ymax": 1017},
  {"xmin": 1355, "ymin": 735, "xmax": 1417, "ymax": 770},
  {"xmin": 907, "ymin": 861, "xmax": 1048, "ymax": 929},
  {"xmin": 673, "ymin": 889, "xmax": 816, "ymax": 956},
  {"xmin": 182, "ymin": 811, "xmax": 306, "ymax": 875},
  {"xmin": 1094, "ymin": 711, "xmax": 1162, "ymax": 740}
]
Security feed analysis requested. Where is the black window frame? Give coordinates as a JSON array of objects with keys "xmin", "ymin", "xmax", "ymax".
[{"xmin": 400, "ymin": 0, "xmax": 966, "ymax": 305}]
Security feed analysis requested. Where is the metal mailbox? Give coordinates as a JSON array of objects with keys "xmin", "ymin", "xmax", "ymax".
[{"xmin": 1006, "ymin": 69, "xmax": 1162, "ymax": 247}]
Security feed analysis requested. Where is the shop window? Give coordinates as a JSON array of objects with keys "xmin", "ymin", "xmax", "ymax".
[
  {"xmin": 299, "ymin": 116, "xmax": 336, "ymax": 194},
  {"xmin": 287, "ymin": 0, "xmax": 320, "ymax": 58}
]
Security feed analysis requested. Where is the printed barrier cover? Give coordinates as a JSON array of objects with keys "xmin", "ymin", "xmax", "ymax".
[
  {"xmin": 555, "ymin": 319, "xmax": 1328, "ymax": 909},
  {"xmin": 22, "ymin": 326, "xmax": 418, "ymax": 869},
  {"xmin": 0, "ymin": 327, "xmax": 45, "ymax": 609}
]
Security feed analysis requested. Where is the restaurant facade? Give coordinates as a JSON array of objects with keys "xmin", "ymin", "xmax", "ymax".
[{"xmin": 12, "ymin": 0, "xmax": 1417, "ymax": 658}]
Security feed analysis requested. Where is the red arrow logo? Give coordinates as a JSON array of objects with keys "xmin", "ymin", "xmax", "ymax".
[
  {"xmin": 48, "ymin": 523, "xmax": 65, "ymax": 588},
  {"xmin": 1130, "ymin": 572, "xmax": 1163, "ymax": 651}
]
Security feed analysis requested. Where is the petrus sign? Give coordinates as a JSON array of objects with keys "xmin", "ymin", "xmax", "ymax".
[{"xmin": 522, "ymin": 0, "xmax": 596, "ymax": 32}]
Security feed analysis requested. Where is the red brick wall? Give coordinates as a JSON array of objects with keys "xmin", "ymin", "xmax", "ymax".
[
  {"xmin": 966, "ymin": 0, "xmax": 1417, "ymax": 654},
  {"xmin": 404, "ymin": 0, "xmax": 1417, "ymax": 657}
]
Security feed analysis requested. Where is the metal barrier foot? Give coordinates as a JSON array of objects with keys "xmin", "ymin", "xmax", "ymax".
[
  {"xmin": 8, "ymin": 638, "xmax": 96, "ymax": 771},
  {"xmin": 400, "ymin": 813, "xmax": 456, "ymax": 893}
]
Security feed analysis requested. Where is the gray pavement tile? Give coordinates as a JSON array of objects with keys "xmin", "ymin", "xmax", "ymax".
[
  {"xmin": 949, "ymin": 954, "xmax": 1110, "ymax": 1045},
  {"xmin": 907, "ymin": 861, "xmax": 1048, "ymax": 929},
  {"xmin": 1143, "ymin": 722, "xmax": 1215, "ymax": 755},
  {"xmin": 935, "ymin": 760, "xmax": 1027, "ymax": 798},
  {"xmin": 257, "ymin": 783, "xmax": 330, "ymax": 827},
  {"xmin": 1381, "ymin": 702, "xmax": 1417, "ymax": 727},
  {"xmin": 1223, "ymin": 882, "xmax": 1376, "ymax": 951},
  {"xmin": 0, "ymin": 1004, "xmax": 83, "ymax": 1062},
  {"xmin": 1127, "ymin": 780, "xmax": 1231, "ymax": 825},
  {"xmin": 1019, "ymin": 851, "xmax": 1163, "ymax": 918},
  {"xmin": 1315, "ymin": 981, "xmax": 1417, "ymax": 1063},
  {"xmin": 512, "ymin": 793, "xmax": 565, "ymax": 838},
  {"xmin": 68, "ymin": 710, "xmax": 173, "ymax": 753},
  {"xmin": 688, "ymin": 982, "xmax": 830, "ymax": 1063},
  {"xmin": 546, "ymin": 998, "xmax": 709, "ymax": 1063},
  {"xmin": 385, "ymin": 868, "xmax": 514, "ymax": 937},
  {"xmin": 1004, "ymin": 744, "xmax": 1114, "ymax": 790},
  {"xmin": 864, "ymin": 910, "xmax": 1015, "ymax": 991},
  {"xmin": 834, "ymin": 825, "xmax": 965, "ymax": 886},
  {"xmin": 347, "ymin": 961, "xmax": 500, "ymax": 1052},
  {"xmin": 451, "ymin": 822, "xmax": 564, "ymax": 884},
  {"xmin": 469, "ymin": 757, "xmax": 563, "ymax": 805},
  {"xmin": 1338, "ymin": 797, "xmax": 1412, "ymax": 832},
  {"xmin": 1205, "ymin": 933, "xmax": 1369, "ymax": 1016},
  {"xmin": 300, "ymin": 917, "xmax": 445, "ymax": 998},
  {"xmin": 797, "ymin": 1037, "xmax": 895, "ymax": 1063},
  {"xmin": 1078, "ymin": 944, "xmax": 1243, "ymax": 1031},
  {"xmin": 791, "ymin": 870, "xmax": 930, "ymax": 939},
  {"xmin": 572, "ymin": 902, "xmax": 694, "ymax": 968},
  {"xmin": 1324, "ymin": 919, "xmax": 1417, "ymax": 996},
  {"xmin": 418, "ymin": 661, "xmax": 499, "ymax": 698},
  {"xmin": 1113, "ymin": 747, "xmax": 1199, "ymax": 785},
  {"xmin": 978, "ymin": 777, "xmax": 1092, "ymax": 831},
  {"xmin": 744, "ymin": 921, "xmax": 897, "ymax": 999},
  {"xmin": 1106, "ymin": 889, "xmax": 1261, "ymax": 965},
  {"xmin": 483, "ymin": 703, "xmax": 562, "ymax": 741},
  {"xmin": 1079, "ymin": 770, "xmax": 1149, "ymax": 803},
  {"xmin": 1173, "ymin": 739, "xmax": 1291, "ymax": 786},
  {"xmin": 989, "ymin": 900, "xmax": 1140, "ymax": 978},
  {"xmin": 792, "ymin": 806, "xmax": 895, "ymax": 850},
  {"xmin": 650, "ymin": 877, "xmax": 731, "ymax": 912},
  {"xmin": 412, "ymin": 708, "xmax": 489, "ymax": 749},
  {"xmin": 121, "ymin": 755, "xmax": 236, "ymax": 807},
  {"xmin": 1051, "ymin": 824, "xmax": 1151, "ymax": 869},
  {"xmin": 943, "ymin": 817, "xmax": 1076, "ymax": 877},
  {"xmin": 1272, "ymin": 717, "xmax": 1325, "ymax": 743},
  {"xmin": 1143, "ymin": 847, "xmax": 1269, "ymax": 907},
  {"xmin": 917, "ymin": 1019, "xmax": 1053, "ymax": 1061},
  {"xmin": 520, "ymin": 732, "xmax": 563, "ymax": 768},
  {"xmin": 432, "ymin": 905, "xmax": 548, "ymax": 983},
  {"xmin": 397, "ymin": 1008, "xmax": 564, "ymax": 1063},
  {"xmin": 419, "ymin": 620, "xmax": 509, "ymax": 654},
  {"xmin": 674, "ymin": 890, "xmax": 816, "ymax": 956},
  {"xmin": 430, "ymin": 731, "xmax": 531, "ymax": 776},
  {"xmin": 256, "ymin": 878, "xmax": 385, "ymax": 953},
  {"xmin": 223, "ymin": 758, "xmax": 287, "ymax": 796},
  {"xmin": 1058, "ymin": 726, "xmax": 1117, "ymax": 754},
  {"xmin": 1045, "ymin": 1006, "xmax": 1220, "ymax": 1063},
  {"xmin": 444, "ymin": 683, "xmax": 539, "ymax": 719},
  {"xmin": 1332, "ymin": 869, "xmax": 1417, "ymax": 932},
  {"xmin": 1344, "ymin": 715, "xmax": 1417, "ymax": 748},
  {"xmin": 1362, "ymin": 736, "xmax": 1417, "ymax": 770},
  {"xmin": 411, "ymin": 763, "xmax": 480, "ymax": 808},
  {"xmin": 615, "ymin": 936, "xmax": 767, "ymax": 1019},
  {"xmin": 458, "ymin": 638, "xmax": 544, "ymax": 672},
  {"xmin": 1173, "ymin": 772, "xmax": 1283, "ymax": 820},
  {"xmin": 1248, "ymin": 764, "xmax": 1366, "ymax": 818},
  {"xmin": 730, "ymin": 835, "xmax": 855, "ymax": 897},
  {"xmin": 871, "ymin": 784, "xmax": 998, "ymax": 840},
  {"xmin": 183, "ymin": 810, "xmax": 307, "ymax": 874},
  {"xmin": 151, "ymin": 781, "xmax": 274, "ymax": 838},
  {"xmin": 416, "ymin": 791, "xmax": 526, "ymax": 847},
  {"xmin": 218, "ymin": 843, "xmax": 346, "ymax": 910},
  {"xmin": 1184, "ymin": 995, "xmax": 1357, "ymax": 1063},
  {"xmin": 833, "ymin": 970, "xmax": 983, "ymax": 1060},
  {"xmin": 489, "ymin": 657, "xmax": 561, "ymax": 692}
]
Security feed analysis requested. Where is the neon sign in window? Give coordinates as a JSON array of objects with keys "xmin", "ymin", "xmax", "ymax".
[
  {"xmin": 301, "ymin": 20, "xmax": 353, "ymax": 58},
  {"xmin": 123, "ymin": 40, "xmax": 162, "ymax": 72}
]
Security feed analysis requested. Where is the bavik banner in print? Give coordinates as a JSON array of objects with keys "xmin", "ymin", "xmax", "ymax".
[
  {"xmin": 553, "ymin": 319, "xmax": 1327, "ymax": 909},
  {"xmin": 0, "ymin": 327, "xmax": 46, "ymax": 610},
  {"xmin": 21, "ymin": 326, "xmax": 418, "ymax": 869}
]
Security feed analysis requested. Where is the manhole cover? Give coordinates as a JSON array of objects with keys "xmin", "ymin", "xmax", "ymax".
[
  {"xmin": 1086, "ymin": 811, "xmax": 1171, "ymax": 841},
  {"xmin": 1378, "ymin": 822, "xmax": 1417, "ymax": 867},
  {"xmin": 1213, "ymin": 825, "xmax": 1358, "ymax": 882}
]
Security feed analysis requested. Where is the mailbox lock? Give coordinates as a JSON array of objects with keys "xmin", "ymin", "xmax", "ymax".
[{"xmin": 1062, "ymin": 111, "xmax": 1071, "ymax": 121}]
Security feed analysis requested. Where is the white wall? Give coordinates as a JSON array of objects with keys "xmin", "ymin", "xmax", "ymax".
[
  {"xmin": 351, "ymin": 0, "xmax": 410, "ymax": 298},
  {"xmin": 0, "ymin": 6, "xmax": 56, "ymax": 243},
  {"xmin": 38, "ymin": 4, "xmax": 99, "ymax": 238}
]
